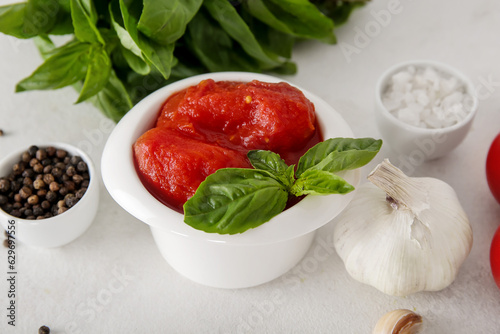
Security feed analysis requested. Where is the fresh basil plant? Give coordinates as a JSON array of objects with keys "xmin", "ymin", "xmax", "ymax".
[{"xmin": 0, "ymin": 0, "xmax": 369, "ymax": 122}]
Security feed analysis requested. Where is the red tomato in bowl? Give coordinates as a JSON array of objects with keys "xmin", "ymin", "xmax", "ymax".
[
  {"xmin": 491, "ymin": 225, "xmax": 500, "ymax": 289},
  {"xmin": 486, "ymin": 133, "xmax": 500, "ymax": 204}
]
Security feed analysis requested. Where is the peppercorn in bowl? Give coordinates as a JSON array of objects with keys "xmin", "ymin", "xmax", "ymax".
[{"xmin": 0, "ymin": 143, "xmax": 99, "ymax": 248}]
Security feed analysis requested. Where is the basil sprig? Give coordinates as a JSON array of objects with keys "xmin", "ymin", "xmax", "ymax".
[{"xmin": 183, "ymin": 137, "xmax": 382, "ymax": 234}]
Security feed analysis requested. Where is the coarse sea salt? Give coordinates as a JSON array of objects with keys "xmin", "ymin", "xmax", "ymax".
[{"xmin": 382, "ymin": 66, "xmax": 474, "ymax": 129}]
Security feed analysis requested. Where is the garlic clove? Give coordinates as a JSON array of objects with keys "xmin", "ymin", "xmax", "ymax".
[{"xmin": 373, "ymin": 309, "xmax": 423, "ymax": 334}]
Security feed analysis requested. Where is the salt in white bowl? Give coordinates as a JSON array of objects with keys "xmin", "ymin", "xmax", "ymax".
[{"xmin": 375, "ymin": 60, "xmax": 478, "ymax": 161}]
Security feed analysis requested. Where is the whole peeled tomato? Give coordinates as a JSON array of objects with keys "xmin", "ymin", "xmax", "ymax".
[
  {"xmin": 491, "ymin": 225, "xmax": 500, "ymax": 289},
  {"xmin": 486, "ymin": 133, "xmax": 500, "ymax": 204}
]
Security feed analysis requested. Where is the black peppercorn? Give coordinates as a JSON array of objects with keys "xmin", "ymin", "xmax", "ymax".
[
  {"xmin": 49, "ymin": 182, "xmax": 60, "ymax": 192},
  {"xmin": 76, "ymin": 160, "xmax": 88, "ymax": 172},
  {"xmin": 22, "ymin": 169, "xmax": 34, "ymax": 178},
  {"xmin": 21, "ymin": 151, "xmax": 31, "ymax": 162},
  {"xmin": 46, "ymin": 146, "xmax": 56, "ymax": 157},
  {"xmin": 43, "ymin": 174, "xmax": 55, "ymax": 185},
  {"xmin": 13, "ymin": 194, "xmax": 21, "ymax": 203},
  {"xmin": 32, "ymin": 205, "xmax": 44, "ymax": 216},
  {"xmin": 55, "ymin": 162, "xmax": 65, "ymax": 170},
  {"xmin": 51, "ymin": 167, "xmax": 63, "ymax": 179},
  {"xmin": 0, "ymin": 178, "xmax": 10, "ymax": 192},
  {"xmin": 59, "ymin": 186, "xmax": 68, "ymax": 196},
  {"xmin": 12, "ymin": 163, "xmax": 24, "ymax": 175},
  {"xmin": 27, "ymin": 195, "xmax": 39, "ymax": 205},
  {"xmin": 65, "ymin": 194, "xmax": 79, "ymax": 208},
  {"xmin": 64, "ymin": 181, "xmax": 75, "ymax": 192},
  {"xmin": 19, "ymin": 186, "xmax": 32, "ymax": 199},
  {"xmin": 36, "ymin": 149, "xmax": 47, "ymax": 161},
  {"xmin": 29, "ymin": 158, "xmax": 39, "ymax": 168},
  {"xmin": 33, "ymin": 163, "xmax": 44, "ymax": 173},
  {"xmin": 46, "ymin": 191, "xmax": 57, "ymax": 202},
  {"xmin": 56, "ymin": 149, "xmax": 67, "ymax": 159},
  {"xmin": 33, "ymin": 179, "xmax": 45, "ymax": 190},
  {"xmin": 23, "ymin": 177, "xmax": 33, "ymax": 186},
  {"xmin": 39, "ymin": 325, "xmax": 50, "ymax": 334},
  {"xmin": 75, "ymin": 188, "xmax": 86, "ymax": 199},
  {"xmin": 41, "ymin": 200, "xmax": 50, "ymax": 210},
  {"xmin": 66, "ymin": 165, "xmax": 76, "ymax": 177},
  {"xmin": 27, "ymin": 145, "xmax": 37, "ymax": 156},
  {"xmin": 0, "ymin": 195, "xmax": 7, "ymax": 205},
  {"xmin": 72, "ymin": 174, "xmax": 84, "ymax": 184},
  {"xmin": 70, "ymin": 156, "xmax": 82, "ymax": 165}
]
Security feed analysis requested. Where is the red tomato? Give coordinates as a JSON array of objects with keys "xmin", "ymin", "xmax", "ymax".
[
  {"xmin": 490, "ymin": 225, "xmax": 500, "ymax": 289},
  {"xmin": 486, "ymin": 133, "xmax": 500, "ymax": 204},
  {"xmin": 133, "ymin": 127, "xmax": 251, "ymax": 212}
]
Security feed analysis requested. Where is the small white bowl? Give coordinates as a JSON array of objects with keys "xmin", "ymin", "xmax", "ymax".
[
  {"xmin": 0, "ymin": 143, "xmax": 99, "ymax": 248},
  {"xmin": 375, "ymin": 60, "xmax": 478, "ymax": 161},
  {"xmin": 102, "ymin": 72, "xmax": 359, "ymax": 289}
]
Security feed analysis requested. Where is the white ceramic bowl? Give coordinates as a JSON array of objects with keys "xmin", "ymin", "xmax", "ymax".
[
  {"xmin": 0, "ymin": 143, "xmax": 99, "ymax": 248},
  {"xmin": 375, "ymin": 60, "xmax": 478, "ymax": 161},
  {"xmin": 101, "ymin": 72, "xmax": 359, "ymax": 289}
]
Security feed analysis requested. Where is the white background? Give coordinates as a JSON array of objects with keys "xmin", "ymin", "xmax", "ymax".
[{"xmin": 1, "ymin": 0, "xmax": 500, "ymax": 333}]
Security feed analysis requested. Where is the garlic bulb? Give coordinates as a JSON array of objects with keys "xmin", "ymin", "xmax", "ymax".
[
  {"xmin": 373, "ymin": 309, "xmax": 423, "ymax": 334},
  {"xmin": 333, "ymin": 159, "xmax": 472, "ymax": 296}
]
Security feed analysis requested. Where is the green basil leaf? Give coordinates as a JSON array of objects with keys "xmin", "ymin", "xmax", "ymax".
[
  {"xmin": 247, "ymin": 150, "xmax": 294, "ymax": 188},
  {"xmin": 109, "ymin": 2, "xmax": 143, "ymax": 58},
  {"xmin": 89, "ymin": 69, "xmax": 133, "ymax": 122},
  {"xmin": 203, "ymin": 0, "xmax": 282, "ymax": 69},
  {"xmin": 263, "ymin": 0, "xmax": 336, "ymax": 43},
  {"xmin": 291, "ymin": 169, "xmax": 354, "ymax": 196},
  {"xmin": 311, "ymin": 0, "xmax": 368, "ymax": 27},
  {"xmin": 137, "ymin": 0, "xmax": 202, "ymax": 45},
  {"xmin": 0, "ymin": 1, "xmax": 73, "ymax": 38},
  {"xmin": 184, "ymin": 168, "xmax": 288, "ymax": 234},
  {"xmin": 70, "ymin": 0, "xmax": 103, "ymax": 44},
  {"xmin": 120, "ymin": 46, "xmax": 151, "ymax": 75},
  {"xmin": 243, "ymin": 0, "xmax": 293, "ymax": 35},
  {"xmin": 24, "ymin": 0, "xmax": 73, "ymax": 36},
  {"xmin": 16, "ymin": 41, "xmax": 91, "ymax": 92},
  {"xmin": 0, "ymin": 3, "xmax": 29, "ymax": 38},
  {"xmin": 240, "ymin": 9, "xmax": 294, "ymax": 59},
  {"xmin": 186, "ymin": 8, "xmax": 259, "ymax": 72},
  {"xmin": 119, "ymin": 0, "xmax": 175, "ymax": 79},
  {"xmin": 76, "ymin": 45, "xmax": 111, "ymax": 103},
  {"xmin": 296, "ymin": 138, "xmax": 383, "ymax": 177},
  {"xmin": 33, "ymin": 35, "xmax": 56, "ymax": 59}
]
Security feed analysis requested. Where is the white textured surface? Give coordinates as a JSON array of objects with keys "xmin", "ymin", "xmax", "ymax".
[{"xmin": 1, "ymin": 0, "xmax": 500, "ymax": 333}]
